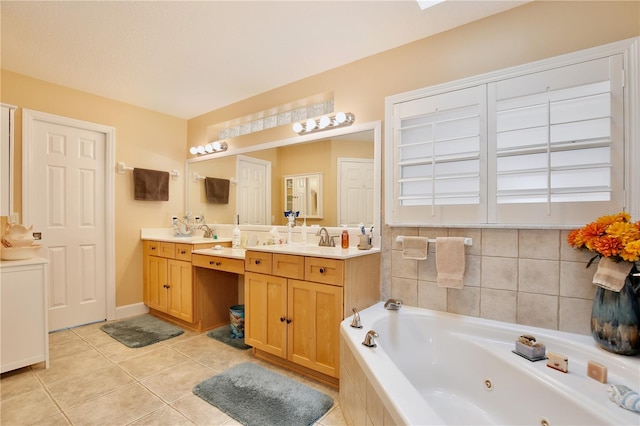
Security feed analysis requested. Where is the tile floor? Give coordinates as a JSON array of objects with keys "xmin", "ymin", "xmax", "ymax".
[{"xmin": 1, "ymin": 319, "xmax": 346, "ymax": 425}]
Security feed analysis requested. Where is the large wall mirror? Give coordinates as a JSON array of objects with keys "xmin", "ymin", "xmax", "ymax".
[{"xmin": 186, "ymin": 121, "xmax": 381, "ymax": 231}]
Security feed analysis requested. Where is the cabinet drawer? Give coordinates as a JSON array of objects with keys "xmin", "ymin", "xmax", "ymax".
[
  {"xmin": 305, "ymin": 257, "xmax": 344, "ymax": 286},
  {"xmin": 175, "ymin": 243, "xmax": 193, "ymax": 261},
  {"xmin": 273, "ymin": 254, "xmax": 304, "ymax": 279},
  {"xmin": 144, "ymin": 240, "xmax": 160, "ymax": 256},
  {"xmin": 245, "ymin": 251, "xmax": 272, "ymax": 274},
  {"xmin": 158, "ymin": 242, "xmax": 176, "ymax": 258},
  {"xmin": 192, "ymin": 254, "xmax": 245, "ymax": 274}
]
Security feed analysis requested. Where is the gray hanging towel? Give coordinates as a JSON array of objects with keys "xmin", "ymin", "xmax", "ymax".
[
  {"xmin": 205, "ymin": 177, "xmax": 230, "ymax": 204},
  {"xmin": 133, "ymin": 168, "xmax": 170, "ymax": 201}
]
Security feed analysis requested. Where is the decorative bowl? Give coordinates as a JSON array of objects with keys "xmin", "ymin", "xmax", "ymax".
[
  {"xmin": 1, "ymin": 245, "xmax": 42, "ymax": 261},
  {"xmin": 3, "ymin": 224, "xmax": 35, "ymax": 247}
]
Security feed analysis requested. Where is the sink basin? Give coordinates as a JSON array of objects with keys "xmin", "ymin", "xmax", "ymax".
[{"xmin": 1, "ymin": 245, "xmax": 42, "ymax": 261}]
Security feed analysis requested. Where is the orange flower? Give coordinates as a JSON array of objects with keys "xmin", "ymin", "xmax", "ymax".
[{"xmin": 568, "ymin": 211, "xmax": 640, "ymax": 264}]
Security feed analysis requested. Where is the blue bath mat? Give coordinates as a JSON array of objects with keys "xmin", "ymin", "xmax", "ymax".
[
  {"xmin": 193, "ymin": 362, "xmax": 334, "ymax": 426},
  {"xmin": 100, "ymin": 315, "xmax": 184, "ymax": 348}
]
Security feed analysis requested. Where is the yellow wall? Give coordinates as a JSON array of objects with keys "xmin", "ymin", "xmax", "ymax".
[
  {"xmin": 1, "ymin": 71, "xmax": 187, "ymax": 306},
  {"xmin": 2, "ymin": 1, "xmax": 638, "ymax": 311}
]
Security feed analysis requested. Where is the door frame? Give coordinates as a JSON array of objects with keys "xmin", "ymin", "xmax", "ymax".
[{"xmin": 22, "ymin": 109, "xmax": 116, "ymax": 322}]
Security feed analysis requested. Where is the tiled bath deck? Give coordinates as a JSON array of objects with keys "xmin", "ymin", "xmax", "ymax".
[{"xmin": 1, "ymin": 320, "xmax": 345, "ymax": 425}]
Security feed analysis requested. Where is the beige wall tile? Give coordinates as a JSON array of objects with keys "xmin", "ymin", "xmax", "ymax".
[
  {"xmin": 481, "ymin": 229, "xmax": 518, "ymax": 257},
  {"xmin": 560, "ymin": 261, "xmax": 597, "ymax": 299},
  {"xmin": 366, "ymin": 380, "xmax": 385, "ymax": 426},
  {"xmin": 417, "ymin": 281, "xmax": 447, "ymax": 311},
  {"xmin": 417, "ymin": 255, "xmax": 436, "ymax": 282},
  {"xmin": 517, "ymin": 293, "xmax": 558, "ymax": 329},
  {"xmin": 480, "ymin": 289, "xmax": 517, "ymax": 323},
  {"xmin": 450, "ymin": 228, "xmax": 482, "ymax": 256},
  {"xmin": 391, "ymin": 250, "xmax": 419, "ymax": 279},
  {"xmin": 481, "ymin": 257, "xmax": 518, "ymax": 290},
  {"xmin": 464, "ymin": 255, "xmax": 481, "ymax": 287},
  {"xmin": 518, "ymin": 229, "xmax": 560, "ymax": 260},
  {"xmin": 390, "ymin": 277, "xmax": 418, "ymax": 306},
  {"xmin": 447, "ymin": 287, "xmax": 480, "ymax": 317},
  {"xmin": 518, "ymin": 259, "xmax": 559, "ymax": 295},
  {"xmin": 559, "ymin": 297, "xmax": 593, "ymax": 335},
  {"xmin": 560, "ymin": 230, "xmax": 596, "ymax": 262}
]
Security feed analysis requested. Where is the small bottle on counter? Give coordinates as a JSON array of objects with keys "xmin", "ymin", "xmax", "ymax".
[
  {"xmin": 232, "ymin": 214, "xmax": 241, "ymax": 248},
  {"xmin": 341, "ymin": 226, "xmax": 349, "ymax": 249}
]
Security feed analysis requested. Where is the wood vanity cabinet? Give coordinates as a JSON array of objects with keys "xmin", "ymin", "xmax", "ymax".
[
  {"xmin": 143, "ymin": 240, "xmax": 218, "ymax": 323},
  {"xmin": 244, "ymin": 251, "xmax": 380, "ymax": 383}
]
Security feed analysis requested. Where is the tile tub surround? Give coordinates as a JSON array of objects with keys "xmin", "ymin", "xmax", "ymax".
[
  {"xmin": 0, "ymin": 321, "xmax": 345, "ymax": 426},
  {"xmin": 383, "ymin": 226, "xmax": 598, "ymax": 335}
]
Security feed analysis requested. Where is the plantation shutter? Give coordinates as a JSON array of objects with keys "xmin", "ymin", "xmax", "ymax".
[
  {"xmin": 488, "ymin": 55, "xmax": 625, "ymax": 225},
  {"xmin": 391, "ymin": 85, "xmax": 487, "ymax": 225}
]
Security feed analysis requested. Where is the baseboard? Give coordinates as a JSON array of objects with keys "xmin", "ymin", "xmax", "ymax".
[{"xmin": 115, "ymin": 302, "xmax": 149, "ymax": 320}]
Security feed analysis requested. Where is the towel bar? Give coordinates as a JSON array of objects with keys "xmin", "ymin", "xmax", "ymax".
[
  {"xmin": 396, "ymin": 236, "xmax": 473, "ymax": 246},
  {"xmin": 192, "ymin": 172, "xmax": 237, "ymax": 185},
  {"xmin": 117, "ymin": 161, "xmax": 180, "ymax": 180}
]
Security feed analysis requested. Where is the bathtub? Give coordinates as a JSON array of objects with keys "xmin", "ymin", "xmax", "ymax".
[{"xmin": 340, "ymin": 302, "xmax": 640, "ymax": 425}]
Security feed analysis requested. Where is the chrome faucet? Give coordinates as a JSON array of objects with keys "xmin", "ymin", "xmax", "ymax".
[
  {"xmin": 362, "ymin": 330, "xmax": 379, "ymax": 348},
  {"xmin": 199, "ymin": 224, "xmax": 215, "ymax": 238},
  {"xmin": 316, "ymin": 227, "xmax": 336, "ymax": 247},
  {"xmin": 384, "ymin": 298, "xmax": 403, "ymax": 310},
  {"xmin": 350, "ymin": 307, "xmax": 363, "ymax": 329}
]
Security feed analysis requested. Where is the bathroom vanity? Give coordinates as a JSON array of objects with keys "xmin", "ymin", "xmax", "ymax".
[
  {"xmin": 141, "ymin": 230, "xmax": 380, "ymax": 386},
  {"xmin": 244, "ymin": 245, "xmax": 380, "ymax": 386}
]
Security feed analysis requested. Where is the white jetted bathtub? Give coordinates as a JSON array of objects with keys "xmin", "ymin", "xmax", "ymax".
[{"xmin": 340, "ymin": 302, "xmax": 640, "ymax": 425}]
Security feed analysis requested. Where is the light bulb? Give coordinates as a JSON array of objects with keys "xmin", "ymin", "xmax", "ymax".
[
  {"xmin": 204, "ymin": 144, "xmax": 214, "ymax": 153},
  {"xmin": 292, "ymin": 122, "xmax": 303, "ymax": 133},
  {"xmin": 189, "ymin": 147, "xmax": 198, "ymax": 155},
  {"xmin": 197, "ymin": 146, "xmax": 205, "ymax": 155},
  {"xmin": 318, "ymin": 115, "xmax": 331, "ymax": 129},
  {"xmin": 211, "ymin": 141, "xmax": 221, "ymax": 151},
  {"xmin": 335, "ymin": 112, "xmax": 347, "ymax": 124},
  {"xmin": 305, "ymin": 118, "xmax": 317, "ymax": 132}
]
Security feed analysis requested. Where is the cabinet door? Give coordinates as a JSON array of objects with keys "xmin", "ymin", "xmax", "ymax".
[
  {"xmin": 146, "ymin": 255, "xmax": 168, "ymax": 312},
  {"xmin": 167, "ymin": 259, "xmax": 193, "ymax": 322},
  {"xmin": 244, "ymin": 272, "xmax": 287, "ymax": 358},
  {"xmin": 288, "ymin": 279, "xmax": 343, "ymax": 378}
]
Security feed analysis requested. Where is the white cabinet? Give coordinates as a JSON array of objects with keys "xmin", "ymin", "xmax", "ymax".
[{"xmin": 1, "ymin": 257, "xmax": 49, "ymax": 373}]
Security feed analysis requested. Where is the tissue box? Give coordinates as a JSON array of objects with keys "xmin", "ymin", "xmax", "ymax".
[{"xmin": 514, "ymin": 340, "xmax": 546, "ymax": 361}]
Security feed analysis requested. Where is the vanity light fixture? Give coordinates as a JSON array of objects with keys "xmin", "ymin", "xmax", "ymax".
[
  {"xmin": 292, "ymin": 112, "xmax": 355, "ymax": 135},
  {"xmin": 189, "ymin": 141, "xmax": 228, "ymax": 156}
]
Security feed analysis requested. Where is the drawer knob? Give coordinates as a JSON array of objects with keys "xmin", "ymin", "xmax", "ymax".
[
  {"xmin": 255, "ymin": 259, "xmax": 261, "ymax": 265},
  {"xmin": 180, "ymin": 250, "xmax": 186, "ymax": 254},
  {"xmin": 151, "ymin": 247, "xmax": 156, "ymax": 251},
  {"xmin": 280, "ymin": 316, "xmax": 285, "ymax": 322},
  {"xmin": 216, "ymin": 262, "xmax": 221, "ymax": 266},
  {"xmin": 286, "ymin": 319, "xmax": 292, "ymax": 324},
  {"xmin": 319, "ymin": 267, "xmax": 326, "ymax": 274}
]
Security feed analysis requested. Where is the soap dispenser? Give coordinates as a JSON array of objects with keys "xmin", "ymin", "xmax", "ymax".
[
  {"xmin": 341, "ymin": 226, "xmax": 349, "ymax": 249},
  {"xmin": 232, "ymin": 214, "xmax": 241, "ymax": 248}
]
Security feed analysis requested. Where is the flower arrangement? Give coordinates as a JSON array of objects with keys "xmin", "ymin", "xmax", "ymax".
[{"xmin": 567, "ymin": 212, "xmax": 640, "ymax": 264}]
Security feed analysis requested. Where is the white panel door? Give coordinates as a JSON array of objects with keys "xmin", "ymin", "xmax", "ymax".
[
  {"xmin": 237, "ymin": 155, "xmax": 271, "ymax": 225},
  {"xmin": 338, "ymin": 158, "xmax": 374, "ymax": 226},
  {"xmin": 26, "ymin": 115, "xmax": 108, "ymax": 330}
]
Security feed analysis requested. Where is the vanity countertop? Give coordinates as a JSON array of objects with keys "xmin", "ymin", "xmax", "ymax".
[
  {"xmin": 245, "ymin": 244, "xmax": 380, "ymax": 259},
  {"xmin": 192, "ymin": 247, "xmax": 246, "ymax": 260},
  {"xmin": 140, "ymin": 228, "xmax": 231, "ymax": 244}
]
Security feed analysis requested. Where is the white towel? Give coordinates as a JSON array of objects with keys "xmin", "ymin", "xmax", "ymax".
[
  {"xmin": 401, "ymin": 236, "xmax": 429, "ymax": 260},
  {"xmin": 436, "ymin": 237, "xmax": 466, "ymax": 288}
]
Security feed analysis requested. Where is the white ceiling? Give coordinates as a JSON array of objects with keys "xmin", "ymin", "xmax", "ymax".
[{"xmin": 1, "ymin": 1, "xmax": 529, "ymax": 119}]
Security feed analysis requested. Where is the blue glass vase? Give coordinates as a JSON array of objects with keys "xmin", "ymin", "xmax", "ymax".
[{"xmin": 591, "ymin": 263, "xmax": 640, "ymax": 355}]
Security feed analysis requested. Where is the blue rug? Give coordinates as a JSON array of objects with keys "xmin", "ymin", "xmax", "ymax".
[
  {"xmin": 193, "ymin": 362, "xmax": 334, "ymax": 426},
  {"xmin": 100, "ymin": 315, "xmax": 184, "ymax": 348}
]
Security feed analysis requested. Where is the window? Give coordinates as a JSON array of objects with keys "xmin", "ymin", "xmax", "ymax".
[{"xmin": 385, "ymin": 38, "xmax": 638, "ymax": 227}]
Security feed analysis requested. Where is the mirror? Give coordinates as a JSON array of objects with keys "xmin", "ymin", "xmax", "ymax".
[
  {"xmin": 186, "ymin": 121, "xmax": 381, "ymax": 230},
  {"xmin": 284, "ymin": 173, "xmax": 323, "ymax": 219}
]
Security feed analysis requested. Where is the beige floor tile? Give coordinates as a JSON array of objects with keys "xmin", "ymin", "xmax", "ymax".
[
  {"xmin": 65, "ymin": 382, "xmax": 164, "ymax": 425},
  {"xmin": 117, "ymin": 346, "xmax": 190, "ymax": 380},
  {"xmin": 69, "ymin": 320, "xmax": 108, "ymax": 337},
  {"xmin": 192, "ymin": 345, "xmax": 254, "ymax": 372},
  {"xmin": 141, "ymin": 360, "xmax": 215, "ymax": 403},
  {"xmin": 48, "ymin": 329, "xmax": 81, "ymax": 345},
  {"xmin": 171, "ymin": 394, "xmax": 234, "ymax": 426},
  {"xmin": 48, "ymin": 336, "xmax": 95, "ymax": 361},
  {"xmin": 33, "ymin": 348, "xmax": 112, "ymax": 386},
  {"xmin": 31, "ymin": 412, "xmax": 72, "ymax": 426},
  {"xmin": 129, "ymin": 404, "xmax": 196, "ymax": 426},
  {"xmin": 0, "ymin": 366, "xmax": 42, "ymax": 401},
  {"xmin": 78, "ymin": 327, "xmax": 125, "ymax": 348},
  {"xmin": 317, "ymin": 405, "xmax": 348, "ymax": 426},
  {"xmin": 46, "ymin": 364, "xmax": 135, "ymax": 409},
  {"xmin": 0, "ymin": 387, "xmax": 61, "ymax": 425},
  {"xmin": 169, "ymin": 333, "xmax": 225, "ymax": 358},
  {"xmin": 96, "ymin": 339, "xmax": 160, "ymax": 363}
]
